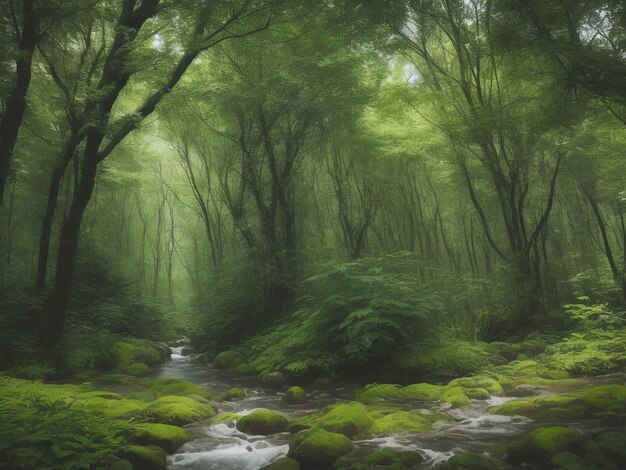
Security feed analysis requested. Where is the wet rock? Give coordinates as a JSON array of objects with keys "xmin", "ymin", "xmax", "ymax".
[
  {"xmin": 437, "ymin": 453, "xmax": 511, "ymax": 469},
  {"xmin": 260, "ymin": 457, "xmax": 301, "ymax": 470},
  {"xmin": 143, "ymin": 395, "xmax": 216, "ymax": 425},
  {"xmin": 213, "ymin": 350, "xmax": 245, "ymax": 370},
  {"xmin": 180, "ymin": 347, "xmax": 193, "ymax": 356},
  {"xmin": 236, "ymin": 409, "xmax": 289, "ymax": 435},
  {"xmin": 224, "ymin": 387, "xmax": 246, "ymax": 401},
  {"xmin": 506, "ymin": 427, "xmax": 583, "ymax": 466},
  {"xmin": 288, "ymin": 402, "xmax": 373, "ymax": 438},
  {"xmin": 511, "ymin": 384, "xmax": 539, "ymax": 397},
  {"xmin": 288, "ymin": 428, "xmax": 354, "ymax": 468},
  {"xmin": 336, "ymin": 448, "xmax": 423, "ymax": 469},
  {"xmin": 128, "ymin": 423, "xmax": 189, "ymax": 453},
  {"xmin": 283, "ymin": 386, "xmax": 309, "ymax": 404},
  {"xmin": 118, "ymin": 445, "xmax": 166, "ymax": 470},
  {"xmin": 258, "ymin": 371, "xmax": 285, "ymax": 387}
]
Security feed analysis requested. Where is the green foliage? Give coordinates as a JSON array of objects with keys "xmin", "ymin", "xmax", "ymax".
[
  {"xmin": 0, "ymin": 379, "xmax": 128, "ymax": 469},
  {"xmin": 248, "ymin": 254, "xmax": 442, "ymax": 377}
]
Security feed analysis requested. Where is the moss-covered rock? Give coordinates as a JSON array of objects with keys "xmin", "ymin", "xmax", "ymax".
[
  {"xmin": 236, "ymin": 409, "xmax": 289, "ymax": 435},
  {"xmin": 224, "ymin": 387, "xmax": 246, "ymax": 400},
  {"xmin": 190, "ymin": 352, "xmax": 211, "ymax": 364},
  {"xmin": 336, "ymin": 448, "xmax": 423, "ymax": 469},
  {"xmin": 213, "ymin": 350, "xmax": 245, "ymax": 370},
  {"xmin": 260, "ymin": 457, "xmax": 301, "ymax": 470},
  {"xmin": 356, "ymin": 382, "xmax": 471, "ymax": 408},
  {"xmin": 288, "ymin": 428, "xmax": 354, "ymax": 468},
  {"xmin": 597, "ymin": 431, "xmax": 626, "ymax": 467},
  {"xmin": 259, "ymin": 371, "xmax": 285, "ymax": 387},
  {"xmin": 368, "ymin": 407, "xmax": 434, "ymax": 434},
  {"xmin": 491, "ymin": 385, "xmax": 626, "ymax": 421},
  {"xmin": 116, "ymin": 362, "xmax": 151, "ymax": 375},
  {"xmin": 506, "ymin": 427, "xmax": 583, "ymax": 466},
  {"xmin": 129, "ymin": 423, "xmax": 189, "ymax": 453},
  {"xmin": 234, "ymin": 362, "xmax": 254, "ymax": 374},
  {"xmin": 283, "ymin": 386, "xmax": 309, "ymax": 404},
  {"xmin": 147, "ymin": 378, "xmax": 210, "ymax": 399},
  {"xmin": 442, "ymin": 387, "xmax": 472, "ymax": 409},
  {"xmin": 437, "ymin": 454, "xmax": 510, "ymax": 469},
  {"xmin": 448, "ymin": 376, "xmax": 504, "ymax": 396},
  {"xmin": 114, "ymin": 339, "xmax": 167, "ymax": 367},
  {"xmin": 82, "ymin": 395, "xmax": 148, "ymax": 419},
  {"xmin": 118, "ymin": 445, "xmax": 166, "ymax": 470},
  {"xmin": 143, "ymin": 395, "xmax": 215, "ymax": 425},
  {"xmin": 463, "ymin": 388, "xmax": 491, "ymax": 400},
  {"xmin": 289, "ymin": 402, "xmax": 373, "ymax": 437}
]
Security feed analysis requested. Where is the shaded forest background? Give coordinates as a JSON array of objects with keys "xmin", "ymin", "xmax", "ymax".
[{"xmin": 0, "ymin": 0, "xmax": 625, "ymax": 380}]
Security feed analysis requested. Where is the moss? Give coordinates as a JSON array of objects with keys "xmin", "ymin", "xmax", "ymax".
[
  {"xmin": 283, "ymin": 386, "xmax": 309, "ymax": 404},
  {"xmin": 463, "ymin": 388, "xmax": 490, "ymax": 400},
  {"xmin": 143, "ymin": 395, "xmax": 215, "ymax": 425},
  {"xmin": 260, "ymin": 457, "xmax": 301, "ymax": 470},
  {"xmin": 597, "ymin": 431, "xmax": 626, "ymax": 467},
  {"xmin": 224, "ymin": 387, "xmax": 246, "ymax": 400},
  {"xmin": 129, "ymin": 423, "xmax": 189, "ymax": 453},
  {"xmin": 442, "ymin": 387, "xmax": 472, "ymax": 409},
  {"xmin": 211, "ymin": 412, "xmax": 241, "ymax": 425},
  {"xmin": 368, "ymin": 407, "xmax": 433, "ymax": 434},
  {"xmin": 491, "ymin": 385, "xmax": 626, "ymax": 421},
  {"xmin": 236, "ymin": 409, "xmax": 289, "ymax": 435},
  {"xmin": 437, "ymin": 454, "xmax": 510, "ymax": 469},
  {"xmin": 109, "ymin": 459, "xmax": 134, "ymax": 470},
  {"xmin": 336, "ymin": 448, "xmax": 423, "ymax": 469},
  {"xmin": 190, "ymin": 352, "xmax": 211, "ymax": 364},
  {"xmin": 114, "ymin": 339, "xmax": 163, "ymax": 367},
  {"xmin": 82, "ymin": 395, "xmax": 148, "ymax": 419},
  {"xmin": 78, "ymin": 390, "xmax": 125, "ymax": 400},
  {"xmin": 550, "ymin": 452, "xmax": 595, "ymax": 470},
  {"xmin": 507, "ymin": 427, "xmax": 583, "ymax": 466},
  {"xmin": 115, "ymin": 361, "xmax": 151, "ymax": 375},
  {"xmin": 448, "ymin": 376, "xmax": 504, "ymax": 396},
  {"xmin": 118, "ymin": 445, "xmax": 166, "ymax": 470},
  {"xmin": 234, "ymin": 362, "xmax": 254, "ymax": 374},
  {"xmin": 287, "ymin": 428, "xmax": 354, "ymax": 468},
  {"xmin": 147, "ymin": 377, "xmax": 210, "ymax": 399},
  {"xmin": 213, "ymin": 350, "xmax": 244, "ymax": 370},
  {"xmin": 258, "ymin": 371, "xmax": 285, "ymax": 387},
  {"xmin": 290, "ymin": 402, "xmax": 373, "ymax": 437}
]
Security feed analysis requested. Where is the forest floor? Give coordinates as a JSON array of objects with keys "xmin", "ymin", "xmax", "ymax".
[{"xmin": 0, "ymin": 328, "xmax": 625, "ymax": 469}]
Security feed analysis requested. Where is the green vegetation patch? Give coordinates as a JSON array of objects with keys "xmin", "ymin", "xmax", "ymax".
[{"xmin": 236, "ymin": 409, "xmax": 289, "ymax": 435}]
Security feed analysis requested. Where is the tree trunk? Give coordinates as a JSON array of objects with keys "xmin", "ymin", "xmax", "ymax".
[{"xmin": 0, "ymin": 0, "xmax": 37, "ymax": 205}]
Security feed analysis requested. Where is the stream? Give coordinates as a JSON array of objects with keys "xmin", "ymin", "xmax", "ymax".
[{"xmin": 151, "ymin": 347, "xmax": 605, "ymax": 469}]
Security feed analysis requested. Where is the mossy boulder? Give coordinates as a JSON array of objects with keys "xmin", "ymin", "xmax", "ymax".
[
  {"xmin": 289, "ymin": 402, "xmax": 373, "ymax": 437},
  {"xmin": 190, "ymin": 352, "xmax": 211, "ymax": 364},
  {"xmin": 82, "ymin": 395, "xmax": 148, "ymax": 419},
  {"xmin": 143, "ymin": 395, "xmax": 215, "ymax": 425},
  {"xmin": 118, "ymin": 445, "xmax": 166, "ymax": 470},
  {"xmin": 116, "ymin": 362, "xmax": 151, "ymax": 376},
  {"xmin": 147, "ymin": 378, "xmax": 210, "ymax": 399},
  {"xmin": 114, "ymin": 339, "xmax": 167, "ymax": 367},
  {"xmin": 437, "ymin": 454, "xmax": 510, "ymax": 469},
  {"xmin": 288, "ymin": 428, "xmax": 354, "ymax": 468},
  {"xmin": 597, "ymin": 431, "xmax": 626, "ymax": 467},
  {"xmin": 463, "ymin": 388, "xmax": 491, "ymax": 400},
  {"xmin": 368, "ymin": 407, "xmax": 434, "ymax": 434},
  {"xmin": 283, "ymin": 386, "xmax": 309, "ymax": 404},
  {"xmin": 213, "ymin": 350, "xmax": 245, "ymax": 370},
  {"xmin": 129, "ymin": 423, "xmax": 189, "ymax": 453},
  {"xmin": 491, "ymin": 385, "xmax": 626, "ymax": 421},
  {"xmin": 224, "ymin": 387, "xmax": 246, "ymax": 400},
  {"xmin": 336, "ymin": 448, "xmax": 423, "ymax": 469},
  {"xmin": 259, "ymin": 371, "xmax": 285, "ymax": 387},
  {"xmin": 448, "ymin": 376, "xmax": 504, "ymax": 396},
  {"xmin": 234, "ymin": 362, "xmax": 254, "ymax": 374},
  {"xmin": 236, "ymin": 409, "xmax": 289, "ymax": 435},
  {"xmin": 506, "ymin": 427, "xmax": 583, "ymax": 466},
  {"xmin": 260, "ymin": 457, "xmax": 301, "ymax": 470},
  {"xmin": 356, "ymin": 383, "xmax": 471, "ymax": 408},
  {"xmin": 442, "ymin": 387, "xmax": 472, "ymax": 409}
]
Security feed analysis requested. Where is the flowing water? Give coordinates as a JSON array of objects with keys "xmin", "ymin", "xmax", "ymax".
[{"xmin": 152, "ymin": 347, "xmax": 614, "ymax": 469}]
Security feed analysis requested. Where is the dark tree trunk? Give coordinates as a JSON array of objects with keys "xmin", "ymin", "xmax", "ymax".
[{"xmin": 0, "ymin": 0, "xmax": 37, "ymax": 205}]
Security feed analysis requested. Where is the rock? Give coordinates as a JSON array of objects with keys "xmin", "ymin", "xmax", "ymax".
[
  {"xmin": 143, "ymin": 395, "xmax": 216, "ymax": 425},
  {"xmin": 190, "ymin": 352, "xmax": 211, "ymax": 364},
  {"xmin": 448, "ymin": 376, "xmax": 504, "ymax": 396},
  {"xmin": 512, "ymin": 384, "xmax": 539, "ymax": 397},
  {"xmin": 118, "ymin": 445, "xmax": 166, "ymax": 470},
  {"xmin": 437, "ymin": 453, "xmax": 511, "ymax": 469},
  {"xmin": 213, "ymin": 350, "xmax": 245, "ymax": 370},
  {"xmin": 116, "ymin": 362, "xmax": 151, "ymax": 375},
  {"xmin": 258, "ymin": 371, "xmax": 285, "ymax": 387},
  {"xmin": 283, "ymin": 386, "xmax": 309, "ymax": 404},
  {"xmin": 356, "ymin": 382, "xmax": 472, "ymax": 408},
  {"xmin": 234, "ymin": 362, "xmax": 254, "ymax": 374},
  {"xmin": 236, "ymin": 409, "xmax": 289, "ymax": 435},
  {"xmin": 597, "ymin": 431, "xmax": 626, "ymax": 467},
  {"xmin": 506, "ymin": 427, "xmax": 583, "ymax": 466},
  {"xmin": 109, "ymin": 459, "xmax": 133, "ymax": 470},
  {"xmin": 147, "ymin": 377, "xmax": 210, "ymax": 399},
  {"xmin": 463, "ymin": 388, "xmax": 491, "ymax": 400},
  {"xmin": 336, "ymin": 448, "xmax": 423, "ymax": 469},
  {"xmin": 180, "ymin": 347, "xmax": 193, "ymax": 356},
  {"xmin": 212, "ymin": 412, "xmax": 241, "ymax": 425},
  {"xmin": 224, "ymin": 387, "xmax": 246, "ymax": 401},
  {"xmin": 129, "ymin": 423, "xmax": 189, "ymax": 453},
  {"xmin": 369, "ymin": 407, "xmax": 437, "ymax": 435},
  {"xmin": 260, "ymin": 457, "xmax": 301, "ymax": 470},
  {"xmin": 288, "ymin": 428, "xmax": 354, "ymax": 468},
  {"xmin": 169, "ymin": 338, "xmax": 188, "ymax": 348},
  {"xmin": 186, "ymin": 393, "xmax": 212, "ymax": 405},
  {"xmin": 289, "ymin": 402, "xmax": 373, "ymax": 438}
]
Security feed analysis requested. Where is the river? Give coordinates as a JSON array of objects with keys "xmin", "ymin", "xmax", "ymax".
[{"xmin": 150, "ymin": 347, "xmax": 556, "ymax": 469}]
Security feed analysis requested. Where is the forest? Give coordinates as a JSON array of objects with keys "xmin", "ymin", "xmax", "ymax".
[{"xmin": 0, "ymin": 0, "xmax": 624, "ymax": 469}]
